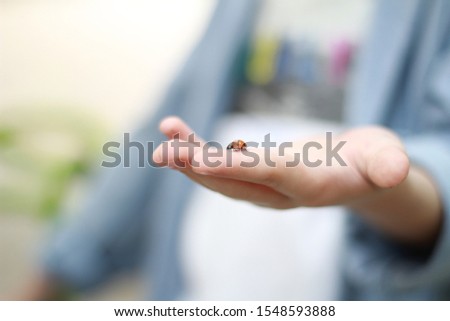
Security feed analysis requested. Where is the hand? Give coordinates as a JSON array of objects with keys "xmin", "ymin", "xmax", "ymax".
[
  {"xmin": 152, "ymin": 116, "xmax": 409, "ymax": 209},
  {"xmin": 153, "ymin": 116, "xmax": 442, "ymax": 246}
]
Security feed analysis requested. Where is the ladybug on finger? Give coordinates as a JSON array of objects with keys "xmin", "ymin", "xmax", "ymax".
[{"xmin": 227, "ymin": 139, "xmax": 247, "ymax": 151}]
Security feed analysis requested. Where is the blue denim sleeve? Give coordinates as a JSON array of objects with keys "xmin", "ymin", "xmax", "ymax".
[
  {"xmin": 343, "ymin": 134, "xmax": 450, "ymax": 299},
  {"xmin": 41, "ymin": 0, "xmax": 259, "ymax": 292},
  {"xmin": 343, "ymin": 48, "xmax": 450, "ymax": 299},
  {"xmin": 41, "ymin": 128, "xmax": 164, "ymax": 290}
]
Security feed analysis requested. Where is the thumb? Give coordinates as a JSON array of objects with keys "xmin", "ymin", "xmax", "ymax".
[{"xmin": 366, "ymin": 145, "xmax": 410, "ymax": 188}]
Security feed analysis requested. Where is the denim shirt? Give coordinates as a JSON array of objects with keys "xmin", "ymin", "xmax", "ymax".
[{"xmin": 44, "ymin": 0, "xmax": 450, "ymax": 300}]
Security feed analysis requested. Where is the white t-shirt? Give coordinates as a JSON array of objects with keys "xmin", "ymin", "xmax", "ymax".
[{"xmin": 180, "ymin": 113, "xmax": 345, "ymax": 300}]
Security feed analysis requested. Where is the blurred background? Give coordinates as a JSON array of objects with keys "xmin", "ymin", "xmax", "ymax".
[
  {"xmin": 0, "ymin": 0, "xmax": 213, "ymax": 299},
  {"xmin": 0, "ymin": 0, "xmax": 372, "ymax": 299}
]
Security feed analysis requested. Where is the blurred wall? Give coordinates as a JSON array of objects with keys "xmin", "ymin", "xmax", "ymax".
[
  {"xmin": 0, "ymin": 0, "xmax": 214, "ymax": 299},
  {"xmin": 0, "ymin": 0, "xmax": 214, "ymax": 131}
]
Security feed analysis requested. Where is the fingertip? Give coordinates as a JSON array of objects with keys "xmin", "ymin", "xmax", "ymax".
[{"xmin": 159, "ymin": 116, "xmax": 183, "ymax": 136}]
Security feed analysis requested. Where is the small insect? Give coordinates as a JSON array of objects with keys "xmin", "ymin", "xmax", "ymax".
[{"xmin": 227, "ymin": 139, "xmax": 247, "ymax": 151}]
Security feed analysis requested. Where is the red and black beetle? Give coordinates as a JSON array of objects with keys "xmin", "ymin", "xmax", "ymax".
[{"xmin": 227, "ymin": 139, "xmax": 247, "ymax": 151}]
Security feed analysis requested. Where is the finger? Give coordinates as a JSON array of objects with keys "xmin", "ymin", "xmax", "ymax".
[
  {"xmin": 158, "ymin": 116, "xmax": 287, "ymax": 188},
  {"xmin": 152, "ymin": 139, "xmax": 293, "ymax": 208},
  {"xmin": 349, "ymin": 127, "xmax": 410, "ymax": 188},
  {"xmin": 159, "ymin": 116, "xmax": 205, "ymax": 144},
  {"xmin": 366, "ymin": 145, "xmax": 410, "ymax": 188},
  {"xmin": 191, "ymin": 147, "xmax": 289, "ymax": 189},
  {"xmin": 180, "ymin": 168, "xmax": 294, "ymax": 209},
  {"xmin": 152, "ymin": 139, "xmax": 201, "ymax": 168}
]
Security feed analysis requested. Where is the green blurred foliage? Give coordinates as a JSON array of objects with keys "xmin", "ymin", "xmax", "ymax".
[{"xmin": 0, "ymin": 105, "xmax": 108, "ymax": 219}]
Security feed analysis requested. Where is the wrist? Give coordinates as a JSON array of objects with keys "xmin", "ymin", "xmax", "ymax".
[{"xmin": 347, "ymin": 166, "xmax": 443, "ymax": 247}]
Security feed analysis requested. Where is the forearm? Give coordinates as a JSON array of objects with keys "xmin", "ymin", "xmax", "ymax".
[{"xmin": 348, "ymin": 165, "xmax": 443, "ymax": 248}]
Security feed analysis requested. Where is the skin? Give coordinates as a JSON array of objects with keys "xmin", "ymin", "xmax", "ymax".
[
  {"xmin": 19, "ymin": 115, "xmax": 442, "ymax": 300},
  {"xmin": 153, "ymin": 116, "xmax": 443, "ymax": 248}
]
